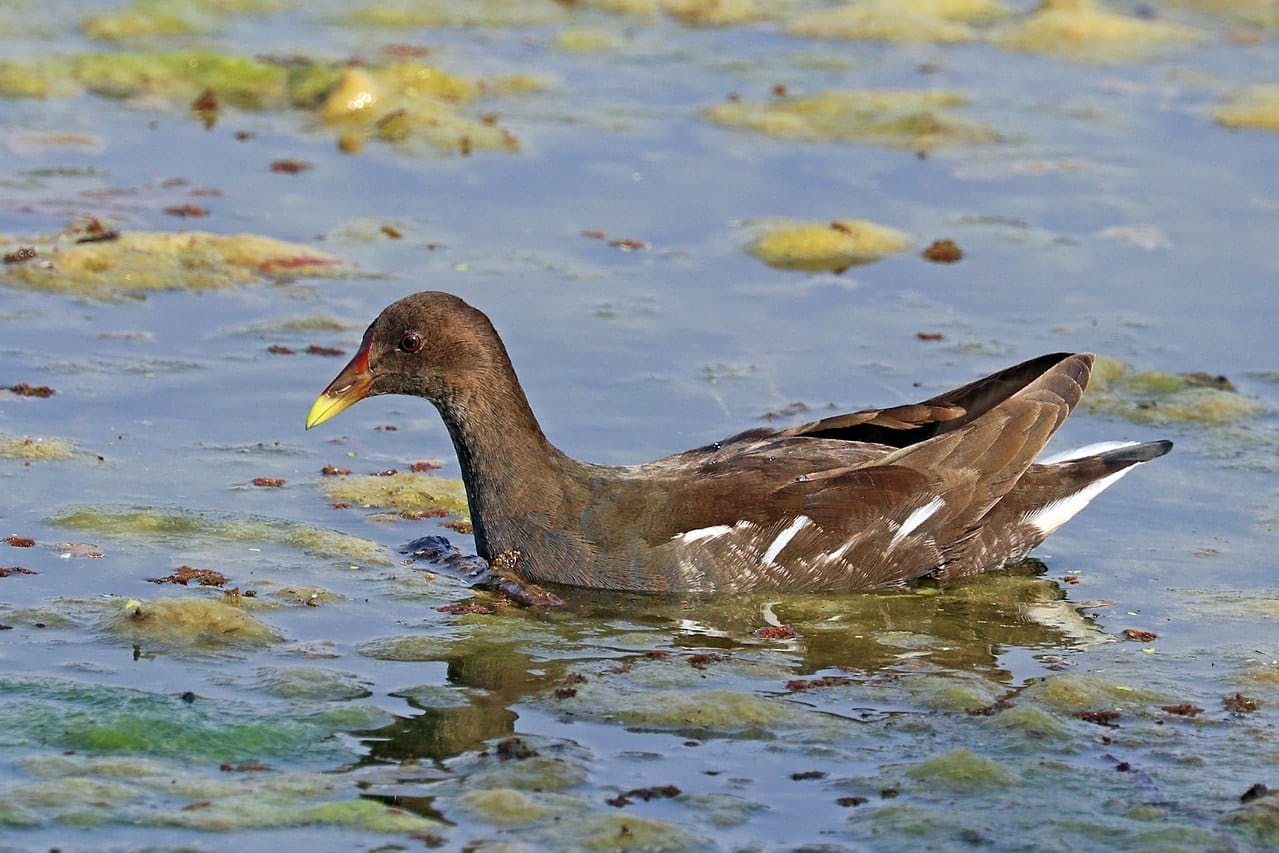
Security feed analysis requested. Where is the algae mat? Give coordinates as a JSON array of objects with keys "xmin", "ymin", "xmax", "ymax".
[{"xmin": 1, "ymin": 0, "xmax": 1277, "ymax": 849}]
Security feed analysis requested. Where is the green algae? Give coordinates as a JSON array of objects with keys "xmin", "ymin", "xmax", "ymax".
[
  {"xmin": 0, "ymin": 50, "xmax": 534, "ymax": 157},
  {"xmin": 455, "ymin": 787, "xmax": 554, "ymax": 824},
  {"xmin": 0, "ymin": 228, "xmax": 347, "ymax": 299},
  {"xmin": 905, "ymin": 675, "xmax": 999, "ymax": 711},
  {"xmin": 788, "ymin": 0, "xmax": 1013, "ymax": 44},
  {"xmin": 337, "ymin": 0, "xmax": 567, "ymax": 28},
  {"xmin": 0, "ymin": 435, "xmax": 79, "ymax": 460},
  {"xmin": 569, "ymin": 685, "xmax": 791, "ymax": 729},
  {"xmin": 533, "ymin": 812, "xmax": 705, "ymax": 850},
  {"xmin": 322, "ymin": 472, "xmax": 471, "ymax": 519},
  {"xmin": 1021, "ymin": 672, "xmax": 1161, "ymax": 712},
  {"xmin": 748, "ymin": 217, "xmax": 911, "ymax": 271},
  {"xmin": 0, "ymin": 675, "xmax": 376, "ymax": 763},
  {"xmin": 703, "ymin": 89, "xmax": 999, "ymax": 150},
  {"xmin": 906, "ymin": 747, "xmax": 1016, "ymax": 791},
  {"xmin": 253, "ymin": 667, "xmax": 372, "ymax": 701},
  {"xmin": 1214, "ymin": 86, "xmax": 1279, "ymax": 134},
  {"xmin": 992, "ymin": 0, "xmax": 1198, "ymax": 62},
  {"xmin": 357, "ymin": 633, "xmax": 467, "ymax": 662},
  {"xmin": 553, "ymin": 26, "xmax": 630, "ymax": 52},
  {"xmin": 49, "ymin": 505, "xmax": 390, "ymax": 565},
  {"xmin": 988, "ymin": 704, "xmax": 1071, "ymax": 740},
  {"xmin": 103, "ymin": 596, "xmax": 282, "ymax": 647},
  {"xmin": 81, "ymin": 0, "xmax": 289, "ymax": 42},
  {"xmin": 1085, "ymin": 356, "xmax": 1266, "ymax": 425}
]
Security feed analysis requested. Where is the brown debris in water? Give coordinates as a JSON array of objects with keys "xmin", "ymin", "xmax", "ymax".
[
  {"xmin": 837, "ymin": 796, "xmax": 868, "ymax": 807},
  {"xmin": 494, "ymin": 737, "xmax": 538, "ymax": 761},
  {"xmin": 755, "ymin": 624, "xmax": 796, "ymax": 640},
  {"xmin": 163, "ymin": 204, "xmax": 209, "ymax": 218},
  {"xmin": 409, "ymin": 460, "xmax": 442, "ymax": 472},
  {"xmin": 3, "ymin": 535, "xmax": 36, "ymax": 547},
  {"xmin": 786, "ymin": 675, "xmax": 854, "ymax": 691},
  {"xmin": 1161, "ymin": 703, "xmax": 1204, "ymax": 717},
  {"xmin": 5, "ymin": 383, "xmax": 55, "ymax": 397},
  {"xmin": 607, "ymin": 785, "xmax": 681, "ymax": 808},
  {"xmin": 3, "ymin": 247, "xmax": 37, "ymax": 264},
  {"xmin": 0, "ymin": 566, "xmax": 37, "ymax": 577},
  {"xmin": 152, "ymin": 565, "xmax": 228, "ymax": 587},
  {"xmin": 608, "ymin": 238, "xmax": 647, "ymax": 251},
  {"xmin": 251, "ymin": 477, "xmax": 285, "ymax": 488},
  {"xmin": 689, "ymin": 652, "xmax": 726, "ymax": 670},
  {"xmin": 437, "ymin": 599, "xmax": 501, "ymax": 615},
  {"xmin": 269, "ymin": 159, "xmax": 311, "ymax": 174},
  {"xmin": 266, "ymin": 345, "xmax": 294, "ymax": 355},
  {"xmin": 966, "ymin": 698, "xmax": 1014, "ymax": 716},
  {"xmin": 380, "ymin": 224, "xmax": 403, "ymax": 239},
  {"xmin": 791, "ymin": 770, "xmax": 826, "ymax": 781},
  {"xmin": 1224, "ymin": 693, "xmax": 1261, "ymax": 713},
  {"xmin": 321, "ymin": 465, "xmax": 352, "ymax": 476},
  {"xmin": 1241, "ymin": 783, "xmax": 1271, "ymax": 803},
  {"xmin": 1076, "ymin": 709, "xmax": 1120, "ymax": 726},
  {"xmin": 306, "ymin": 344, "xmax": 344, "ymax": 356},
  {"xmin": 1121, "ymin": 628, "xmax": 1158, "ymax": 642},
  {"xmin": 916, "ymin": 331, "xmax": 945, "ymax": 342},
  {"xmin": 922, "ymin": 238, "xmax": 964, "ymax": 262},
  {"xmin": 220, "ymin": 762, "xmax": 271, "ymax": 772}
]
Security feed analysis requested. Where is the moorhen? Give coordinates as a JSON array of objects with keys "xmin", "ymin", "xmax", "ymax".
[{"xmin": 307, "ymin": 292, "xmax": 1170, "ymax": 593}]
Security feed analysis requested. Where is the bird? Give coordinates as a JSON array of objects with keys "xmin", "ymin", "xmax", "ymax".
[{"xmin": 306, "ymin": 291, "xmax": 1170, "ymax": 594}]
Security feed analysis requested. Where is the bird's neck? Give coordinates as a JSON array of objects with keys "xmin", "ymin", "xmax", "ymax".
[{"xmin": 436, "ymin": 368, "xmax": 581, "ymax": 562}]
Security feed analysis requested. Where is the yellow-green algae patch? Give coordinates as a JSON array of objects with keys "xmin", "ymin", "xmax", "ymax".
[
  {"xmin": 992, "ymin": 0, "xmax": 1198, "ymax": 63},
  {"xmin": 455, "ymin": 788, "xmax": 554, "ymax": 825},
  {"xmin": 553, "ymin": 26, "xmax": 630, "ymax": 53},
  {"xmin": 569, "ymin": 685, "xmax": 791, "ymax": 729},
  {"xmin": 1085, "ymin": 356, "xmax": 1266, "ymax": 425},
  {"xmin": 789, "ymin": 0, "xmax": 1013, "ymax": 44},
  {"xmin": 103, "ymin": 597, "xmax": 282, "ymax": 646},
  {"xmin": 0, "ymin": 51, "xmax": 535, "ymax": 157},
  {"xmin": 1225, "ymin": 792, "xmax": 1279, "ymax": 846},
  {"xmin": 532, "ymin": 812, "xmax": 705, "ymax": 850},
  {"xmin": 661, "ymin": 0, "xmax": 797, "ymax": 26},
  {"xmin": 49, "ymin": 505, "xmax": 391, "ymax": 565},
  {"xmin": 82, "ymin": 0, "xmax": 288, "ymax": 43},
  {"xmin": 704, "ymin": 89, "xmax": 999, "ymax": 150},
  {"xmin": 0, "ymin": 675, "xmax": 384, "ymax": 763},
  {"xmin": 0, "ymin": 435, "xmax": 79, "ymax": 460},
  {"xmin": 323, "ymin": 472, "xmax": 471, "ymax": 519},
  {"xmin": 1214, "ymin": 86, "xmax": 1279, "ymax": 134},
  {"xmin": 0, "ymin": 229, "xmax": 346, "ymax": 299},
  {"xmin": 748, "ymin": 218, "xmax": 911, "ymax": 271},
  {"xmin": 337, "ymin": 0, "xmax": 567, "ymax": 28},
  {"xmin": 1021, "ymin": 673, "xmax": 1162, "ymax": 712},
  {"xmin": 906, "ymin": 747, "xmax": 1015, "ymax": 791}
]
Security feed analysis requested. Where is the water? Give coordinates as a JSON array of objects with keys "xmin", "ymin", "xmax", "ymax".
[{"xmin": 1, "ymin": 1, "xmax": 1277, "ymax": 849}]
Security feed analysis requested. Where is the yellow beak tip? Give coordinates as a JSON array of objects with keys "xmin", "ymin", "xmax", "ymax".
[{"xmin": 306, "ymin": 394, "xmax": 348, "ymax": 430}]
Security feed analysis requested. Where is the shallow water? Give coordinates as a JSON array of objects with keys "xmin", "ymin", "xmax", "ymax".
[{"xmin": 2, "ymin": 1, "xmax": 1278, "ymax": 850}]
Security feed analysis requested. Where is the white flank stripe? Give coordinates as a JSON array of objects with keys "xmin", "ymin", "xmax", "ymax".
[
  {"xmin": 890, "ymin": 497, "xmax": 945, "ymax": 548},
  {"xmin": 679, "ymin": 524, "xmax": 733, "ymax": 544},
  {"xmin": 1039, "ymin": 440, "xmax": 1138, "ymax": 465},
  {"xmin": 762, "ymin": 516, "xmax": 811, "ymax": 565},
  {"xmin": 1023, "ymin": 468, "xmax": 1133, "ymax": 536}
]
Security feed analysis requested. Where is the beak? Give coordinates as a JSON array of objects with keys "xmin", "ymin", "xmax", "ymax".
[{"xmin": 306, "ymin": 327, "xmax": 374, "ymax": 430}]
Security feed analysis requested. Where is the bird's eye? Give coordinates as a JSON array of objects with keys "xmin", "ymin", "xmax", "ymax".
[{"xmin": 399, "ymin": 332, "xmax": 423, "ymax": 353}]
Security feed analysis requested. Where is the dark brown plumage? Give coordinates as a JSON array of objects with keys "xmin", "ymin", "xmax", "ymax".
[{"xmin": 307, "ymin": 291, "xmax": 1171, "ymax": 593}]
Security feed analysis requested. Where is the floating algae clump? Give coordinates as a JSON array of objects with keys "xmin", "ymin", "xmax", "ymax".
[
  {"xmin": 103, "ymin": 597, "xmax": 282, "ymax": 646},
  {"xmin": 704, "ymin": 89, "xmax": 998, "ymax": 150},
  {"xmin": 336, "ymin": 0, "xmax": 567, "ymax": 28},
  {"xmin": 49, "ymin": 506, "xmax": 390, "ymax": 565},
  {"xmin": 1084, "ymin": 356, "xmax": 1265, "ymax": 425},
  {"xmin": 788, "ymin": 0, "xmax": 1012, "ymax": 44},
  {"xmin": 81, "ymin": 0, "xmax": 288, "ymax": 43},
  {"xmin": 992, "ymin": 0, "xmax": 1197, "ymax": 62},
  {"xmin": 0, "ymin": 50, "xmax": 533, "ymax": 157},
  {"xmin": 455, "ymin": 788, "xmax": 555, "ymax": 825},
  {"xmin": 323, "ymin": 472, "xmax": 471, "ymax": 519},
  {"xmin": 907, "ymin": 747, "xmax": 1015, "ymax": 791},
  {"xmin": 0, "ymin": 435, "xmax": 78, "ymax": 460},
  {"xmin": 749, "ymin": 218, "xmax": 911, "ymax": 271},
  {"xmin": 0, "ymin": 228, "xmax": 345, "ymax": 299},
  {"xmin": 1214, "ymin": 86, "xmax": 1279, "ymax": 134},
  {"xmin": 570, "ymin": 686, "xmax": 790, "ymax": 729}
]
